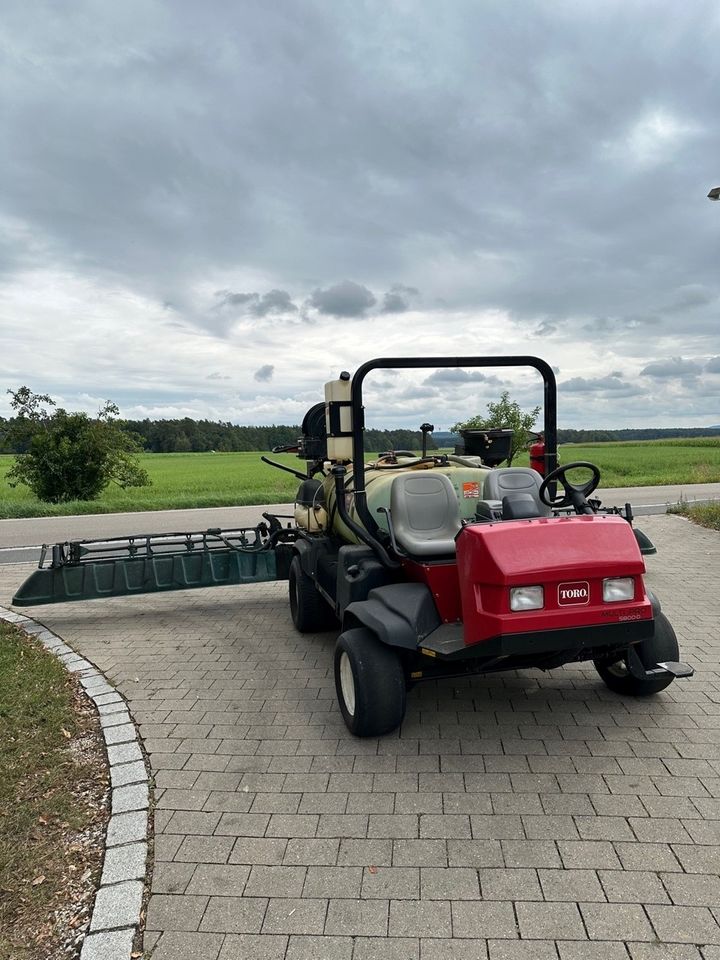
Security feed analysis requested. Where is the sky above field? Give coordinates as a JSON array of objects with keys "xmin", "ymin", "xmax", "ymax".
[{"xmin": 1, "ymin": 1, "xmax": 719, "ymax": 430}]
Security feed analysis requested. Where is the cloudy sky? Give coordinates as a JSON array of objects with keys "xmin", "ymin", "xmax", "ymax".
[{"xmin": 1, "ymin": 1, "xmax": 719, "ymax": 429}]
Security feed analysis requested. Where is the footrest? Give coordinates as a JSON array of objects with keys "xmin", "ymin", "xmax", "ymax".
[{"xmin": 647, "ymin": 661, "xmax": 695, "ymax": 679}]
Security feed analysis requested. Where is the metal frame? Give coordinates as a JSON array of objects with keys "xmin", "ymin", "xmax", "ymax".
[{"xmin": 347, "ymin": 356, "xmax": 558, "ymax": 540}]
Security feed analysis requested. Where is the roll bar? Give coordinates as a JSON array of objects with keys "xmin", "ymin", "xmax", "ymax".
[{"xmin": 348, "ymin": 356, "xmax": 558, "ymax": 542}]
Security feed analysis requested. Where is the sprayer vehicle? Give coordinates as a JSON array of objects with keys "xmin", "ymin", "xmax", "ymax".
[{"xmin": 13, "ymin": 355, "xmax": 693, "ymax": 737}]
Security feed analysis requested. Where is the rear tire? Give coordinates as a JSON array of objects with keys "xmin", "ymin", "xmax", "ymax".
[
  {"xmin": 334, "ymin": 628, "xmax": 407, "ymax": 737},
  {"xmin": 289, "ymin": 555, "xmax": 337, "ymax": 632},
  {"xmin": 594, "ymin": 612, "xmax": 679, "ymax": 696}
]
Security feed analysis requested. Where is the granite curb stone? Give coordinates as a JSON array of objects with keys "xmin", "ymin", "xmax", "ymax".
[{"xmin": 0, "ymin": 607, "xmax": 150, "ymax": 960}]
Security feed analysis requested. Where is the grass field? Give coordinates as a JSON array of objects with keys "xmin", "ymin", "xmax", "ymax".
[{"xmin": 0, "ymin": 438, "xmax": 719, "ymax": 519}]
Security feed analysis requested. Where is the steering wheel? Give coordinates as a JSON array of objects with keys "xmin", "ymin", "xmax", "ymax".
[{"xmin": 539, "ymin": 461, "xmax": 601, "ymax": 513}]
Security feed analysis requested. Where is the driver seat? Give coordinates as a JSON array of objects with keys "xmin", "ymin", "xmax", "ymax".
[
  {"xmin": 484, "ymin": 468, "xmax": 552, "ymax": 519},
  {"xmin": 390, "ymin": 472, "xmax": 462, "ymax": 556}
]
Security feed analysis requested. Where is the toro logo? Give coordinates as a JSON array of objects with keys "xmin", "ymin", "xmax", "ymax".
[{"xmin": 558, "ymin": 581, "xmax": 590, "ymax": 605}]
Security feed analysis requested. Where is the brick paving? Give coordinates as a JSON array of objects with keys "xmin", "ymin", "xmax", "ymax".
[{"xmin": 3, "ymin": 513, "xmax": 720, "ymax": 959}]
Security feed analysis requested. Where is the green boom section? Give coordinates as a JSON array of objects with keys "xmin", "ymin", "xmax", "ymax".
[{"xmin": 13, "ymin": 548, "xmax": 281, "ymax": 607}]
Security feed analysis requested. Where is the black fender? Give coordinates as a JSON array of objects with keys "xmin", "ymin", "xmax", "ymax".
[
  {"xmin": 343, "ymin": 583, "xmax": 441, "ymax": 652},
  {"xmin": 646, "ymin": 588, "xmax": 662, "ymax": 619}
]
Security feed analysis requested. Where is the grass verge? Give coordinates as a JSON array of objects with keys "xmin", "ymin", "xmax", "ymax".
[
  {"xmin": 0, "ymin": 622, "xmax": 108, "ymax": 959},
  {"xmin": 670, "ymin": 501, "xmax": 720, "ymax": 531}
]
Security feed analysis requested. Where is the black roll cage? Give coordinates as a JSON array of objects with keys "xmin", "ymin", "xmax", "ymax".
[{"xmin": 341, "ymin": 355, "xmax": 558, "ymax": 545}]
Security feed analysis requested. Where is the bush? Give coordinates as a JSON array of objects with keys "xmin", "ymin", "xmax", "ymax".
[
  {"xmin": 452, "ymin": 391, "xmax": 540, "ymax": 465},
  {"xmin": 6, "ymin": 388, "xmax": 150, "ymax": 503}
]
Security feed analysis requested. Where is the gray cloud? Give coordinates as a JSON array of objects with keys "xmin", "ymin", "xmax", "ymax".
[
  {"xmin": 309, "ymin": 280, "xmax": 377, "ymax": 317},
  {"xmin": 215, "ymin": 289, "xmax": 297, "ymax": 317},
  {"xmin": 424, "ymin": 369, "xmax": 503, "ymax": 386},
  {"xmin": 206, "ymin": 372, "xmax": 230, "ymax": 380},
  {"xmin": 640, "ymin": 357, "xmax": 705, "ymax": 379},
  {"xmin": 562, "ymin": 373, "xmax": 641, "ymax": 395},
  {"xmin": 381, "ymin": 285, "xmax": 419, "ymax": 314},
  {"xmin": 705, "ymin": 356, "xmax": 720, "ymax": 373},
  {"xmin": 253, "ymin": 364, "xmax": 274, "ymax": 382}
]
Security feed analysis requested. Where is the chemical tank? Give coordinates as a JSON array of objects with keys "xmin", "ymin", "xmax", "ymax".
[{"xmin": 320, "ymin": 457, "xmax": 492, "ymax": 543}]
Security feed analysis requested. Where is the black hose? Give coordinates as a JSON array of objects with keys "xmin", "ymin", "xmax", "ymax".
[{"xmin": 332, "ymin": 466, "xmax": 400, "ymax": 569}]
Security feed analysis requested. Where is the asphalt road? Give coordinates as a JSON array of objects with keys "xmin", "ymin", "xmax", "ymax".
[{"xmin": 1, "ymin": 483, "xmax": 718, "ymax": 564}]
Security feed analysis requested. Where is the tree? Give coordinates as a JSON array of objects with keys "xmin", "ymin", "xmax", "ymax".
[
  {"xmin": 6, "ymin": 388, "xmax": 150, "ymax": 503},
  {"xmin": 452, "ymin": 391, "xmax": 541, "ymax": 465}
]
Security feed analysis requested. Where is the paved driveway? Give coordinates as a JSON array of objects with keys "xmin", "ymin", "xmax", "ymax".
[{"xmin": 3, "ymin": 514, "xmax": 720, "ymax": 959}]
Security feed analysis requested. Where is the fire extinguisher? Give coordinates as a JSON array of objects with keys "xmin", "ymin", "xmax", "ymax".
[{"xmin": 529, "ymin": 433, "xmax": 545, "ymax": 475}]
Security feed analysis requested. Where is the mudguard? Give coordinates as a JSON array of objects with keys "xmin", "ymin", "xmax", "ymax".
[{"xmin": 343, "ymin": 583, "xmax": 440, "ymax": 651}]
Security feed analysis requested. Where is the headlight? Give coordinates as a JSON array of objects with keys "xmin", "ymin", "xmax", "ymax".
[
  {"xmin": 603, "ymin": 577, "xmax": 634, "ymax": 603},
  {"xmin": 510, "ymin": 585, "xmax": 544, "ymax": 611}
]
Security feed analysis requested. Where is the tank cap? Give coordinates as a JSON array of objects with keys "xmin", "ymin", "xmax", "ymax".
[{"xmin": 339, "ymin": 370, "xmax": 351, "ymax": 381}]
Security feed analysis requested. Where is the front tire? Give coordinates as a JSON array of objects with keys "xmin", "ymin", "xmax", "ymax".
[
  {"xmin": 289, "ymin": 555, "xmax": 337, "ymax": 632},
  {"xmin": 334, "ymin": 628, "xmax": 407, "ymax": 737},
  {"xmin": 594, "ymin": 612, "xmax": 679, "ymax": 696}
]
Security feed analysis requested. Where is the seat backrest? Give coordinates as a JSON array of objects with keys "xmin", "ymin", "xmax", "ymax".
[
  {"xmin": 484, "ymin": 467, "xmax": 551, "ymax": 518},
  {"xmin": 390, "ymin": 472, "xmax": 462, "ymax": 556}
]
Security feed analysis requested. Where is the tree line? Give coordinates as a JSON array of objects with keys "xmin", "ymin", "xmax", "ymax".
[
  {"xmin": 0, "ymin": 415, "xmax": 436, "ymax": 455},
  {"xmin": 2, "ymin": 414, "xmax": 718, "ymax": 458}
]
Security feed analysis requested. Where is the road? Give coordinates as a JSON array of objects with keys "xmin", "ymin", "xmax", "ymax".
[{"xmin": 1, "ymin": 483, "xmax": 718, "ymax": 564}]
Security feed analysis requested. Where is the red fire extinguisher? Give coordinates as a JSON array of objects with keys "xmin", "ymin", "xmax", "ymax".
[{"xmin": 529, "ymin": 433, "xmax": 546, "ymax": 475}]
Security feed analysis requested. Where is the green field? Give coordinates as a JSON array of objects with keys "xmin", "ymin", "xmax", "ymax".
[{"xmin": 0, "ymin": 438, "xmax": 719, "ymax": 519}]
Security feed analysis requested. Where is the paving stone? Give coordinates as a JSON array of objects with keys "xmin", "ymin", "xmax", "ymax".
[
  {"xmin": 391, "ymin": 900, "xmax": 451, "ymax": 938},
  {"xmin": 151, "ymin": 862, "xmax": 196, "ymax": 894},
  {"xmin": 628, "ymin": 946, "xmax": 704, "ymax": 960},
  {"xmin": 152, "ymin": 931, "xmax": 225, "ymax": 960},
  {"xmin": 488, "ymin": 942, "xmax": 559, "ymax": 960},
  {"xmin": 200, "ymin": 895, "xmax": 268, "ymax": 933},
  {"xmin": 538, "ymin": 868, "xmax": 605, "ymax": 902},
  {"xmin": 286, "ymin": 935, "xmax": 353, "ymax": 959},
  {"xmin": 556, "ymin": 943, "xmax": 628, "ymax": 959},
  {"xmin": 362, "ymin": 866, "xmax": 420, "ymax": 899},
  {"xmin": 185, "ymin": 863, "xmax": 251, "ymax": 896},
  {"xmin": 420, "ymin": 939, "xmax": 488, "ymax": 959},
  {"xmin": 325, "ymin": 898, "xmax": 389, "ymax": 937},
  {"xmin": 174, "ymin": 836, "xmax": 235, "ymax": 863},
  {"xmin": 262, "ymin": 897, "xmax": 328, "ymax": 935},
  {"xmin": 479, "ymin": 868, "xmax": 543, "ymax": 901},
  {"xmin": 598, "ymin": 869, "xmax": 669, "ymax": 904},
  {"xmin": 516, "ymin": 901, "xmax": 585, "ymax": 940},
  {"xmin": 451, "ymin": 900, "xmax": 517, "ymax": 939},
  {"xmin": 351, "ymin": 938, "xmax": 421, "ymax": 960},
  {"xmin": 218, "ymin": 935, "xmax": 288, "ymax": 959},
  {"xmin": 245, "ymin": 865, "xmax": 306, "ymax": 898},
  {"xmin": 580, "ymin": 902, "xmax": 655, "ymax": 941},
  {"xmin": 231, "ymin": 837, "xmax": 288, "ymax": 865},
  {"xmin": 502, "ymin": 839, "xmax": 562, "ymax": 868},
  {"xmin": 645, "ymin": 904, "xmax": 720, "ymax": 944},
  {"xmin": 303, "ymin": 865, "xmax": 362, "ymax": 898}
]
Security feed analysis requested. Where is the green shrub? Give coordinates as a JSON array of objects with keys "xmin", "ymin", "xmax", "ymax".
[{"xmin": 6, "ymin": 387, "xmax": 150, "ymax": 503}]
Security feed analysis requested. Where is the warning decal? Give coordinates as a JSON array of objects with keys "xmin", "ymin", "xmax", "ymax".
[{"xmin": 462, "ymin": 481, "xmax": 480, "ymax": 499}]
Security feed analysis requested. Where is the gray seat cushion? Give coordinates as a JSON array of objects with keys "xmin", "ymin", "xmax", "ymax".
[
  {"xmin": 484, "ymin": 468, "xmax": 552, "ymax": 518},
  {"xmin": 390, "ymin": 472, "xmax": 462, "ymax": 556}
]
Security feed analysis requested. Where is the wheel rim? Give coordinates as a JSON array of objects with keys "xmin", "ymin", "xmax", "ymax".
[
  {"xmin": 606, "ymin": 658, "xmax": 629, "ymax": 678},
  {"xmin": 339, "ymin": 652, "xmax": 356, "ymax": 716}
]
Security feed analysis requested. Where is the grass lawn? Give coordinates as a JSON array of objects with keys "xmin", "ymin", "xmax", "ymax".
[
  {"xmin": 0, "ymin": 621, "xmax": 107, "ymax": 957},
  {"xmin": 0, "ymin": 437, "xmax": 718, "ymax": 519}
]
